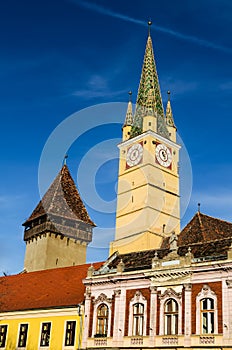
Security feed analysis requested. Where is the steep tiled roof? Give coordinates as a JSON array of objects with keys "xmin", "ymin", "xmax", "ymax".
[
  {"xmin": 0, "ymin": 262, "xmax": 102, "ymax": 312},
  {"xmin": 176, "ymin": 212, "xmax": 232, "ymax": 258},
  {"xmin": 23, "ymin": 165, "xmax": 95, "ymax": 226},
  {"xmin": 178, "ymin": 212, "xmax": 232, "ymax": 244},
  {"xmin": 106, "ymin": 213, "xmax": 232, "ymax": 271}
]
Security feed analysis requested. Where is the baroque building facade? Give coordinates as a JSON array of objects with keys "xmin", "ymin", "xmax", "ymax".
[{"xmin": 83, "ymin": 212, "xmax": 232, "ymax": 349}]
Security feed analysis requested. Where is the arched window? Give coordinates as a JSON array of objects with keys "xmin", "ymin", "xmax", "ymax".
[
  {"xmin": 196, "ymin": 284, "xmax": 218, "ymax": 335},
  {"xmin": 201, "ymin": 298, "xmax": 215, "ymax": 334},
  {"xmin": 133, "ymin": 303, "xmax": 144, "ymax": 336},
  {"xmin": 164, "ymin": 299, "xmax": 178, "ymax": 335},
  {"xmin": 96, "ymin": 304, "xmax": 108, "ymax": 337}
]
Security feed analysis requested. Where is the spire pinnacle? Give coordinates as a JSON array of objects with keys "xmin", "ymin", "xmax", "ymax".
[
  {"xmin": 124, "ymin": 91, "xmax": 133, "ymax": 126},
  {"xmin": 166, "ymin": 91, "xmax": 175, "ymax": 127},
  {"xmin": 63, "ymin": 154, "xmax": 68, "ymax": 166},
  {"xmin": 148, "ymin": 20, "xmax": 152, "ymax": 36}
]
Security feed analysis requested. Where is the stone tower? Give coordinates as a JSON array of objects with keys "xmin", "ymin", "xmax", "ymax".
[
  {"xmin": 23, "ymin": 164, "xmax": 95, "ymax": 272},
  {"xmin": 110, "ymin": 26, "xmax": 180, "ymax": 255}
]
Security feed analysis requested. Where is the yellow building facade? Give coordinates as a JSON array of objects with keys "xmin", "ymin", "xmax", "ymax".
[{"xmin": 0, "ymin": 309, "xmax": 82, "ymax": 350}]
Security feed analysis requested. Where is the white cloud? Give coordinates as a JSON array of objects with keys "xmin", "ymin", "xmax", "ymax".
[
  {"xmin": 73, "ymin": 74, "xmax": 128, "ymax": 99},
  {"xmin": 161, "ymin": 78, "xmax": 198, "ymax": 97},
  {"xmin": 220, "ymin": 81, "xmax": 232, "ymax": 91}
]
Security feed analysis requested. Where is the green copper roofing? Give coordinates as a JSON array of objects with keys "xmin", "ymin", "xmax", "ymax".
[
  {"xmin": 166, "ymin": 91, "xmax": 175, "ymax": 128},
  {"xmin": 124, "ymin": 94, "xmax": 133, "ymax": 126},
  {"xmin": 131, "ymin": 33, "xmax": 169, "ymax": 139}
]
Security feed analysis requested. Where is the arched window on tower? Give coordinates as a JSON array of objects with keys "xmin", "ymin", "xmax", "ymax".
[
  {"xmin": 201, "ymin": 298, "xmax": 215, "ymax": 334},
  {"xmin": 164, "ymin": 299, "xmax": 178, "ymax": 335},
  {"xmin": 96, "ymin": 304, "xmax": 108, "ymax": 337},
  {"xmin": 133, "ymin": 303, "xmax": 144, "ymax": 336}
]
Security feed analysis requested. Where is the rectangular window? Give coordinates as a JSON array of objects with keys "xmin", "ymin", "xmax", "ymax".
[
  {"xmin": 18, "ymin": 324, "xmax": 28, "ymax": 348},
  {"xmin": 65, "ymin": 321, "xmax": 76, "ymax": 346},
  {"xmin": 40, "ymin": 322, "xmax": 51, "ymax": 347},
  {"xmin": 133, "ymin": 303, "xmax": 144, "ymax": 336},
  {"xmin": 201, "ymin": 298, "xmax": 215, "ymax": 334},
  {"xmin": 0, "ymin": 325, "xmax": 7, "ymax": 348}
]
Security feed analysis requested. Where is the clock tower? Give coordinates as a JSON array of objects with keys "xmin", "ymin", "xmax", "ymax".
[{"xmin": 110, "ymin": 24, "xmax": 180, "ymax": 255}]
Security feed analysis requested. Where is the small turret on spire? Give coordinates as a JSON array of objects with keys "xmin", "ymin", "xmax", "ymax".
[
  {"xmin": 124, "ymin": 91, "xmax": 133, "ymax": 126},
  {"xmin": 165, "ymin": 91, "xmax": 177, "ymax": 142},
  {"xmin": 122, "ymin": 91, "xmax": 134, "ymax": 141},
  {"xmin": 166, "ymin": 91, "xmax": 175, "ymax": 127}
]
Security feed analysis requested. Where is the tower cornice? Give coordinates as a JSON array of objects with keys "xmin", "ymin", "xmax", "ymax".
[{"xmin": 118, "ymin": 129, "xmax": 181, "ymax": 151}]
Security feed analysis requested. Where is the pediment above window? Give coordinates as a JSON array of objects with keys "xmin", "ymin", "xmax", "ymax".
[
  {"xmin": 159, "ymin": 288, "xmax": 182, "ymax": 301},
  {"xmin": 94, "ymin": 293, "xmax": 112, "ymax": 305}
]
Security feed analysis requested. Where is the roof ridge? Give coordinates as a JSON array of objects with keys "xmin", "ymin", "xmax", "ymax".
[
  {"xmin": 0, "ymin": 261, "xmax": 104, "ymax": 280},
  {"xmin": 47, "ymin": 165, "xmax": 64, "ymax": 213},
  {"xmin": 199, "ymin": 212, "xmax": 232, "ymax": 225}
]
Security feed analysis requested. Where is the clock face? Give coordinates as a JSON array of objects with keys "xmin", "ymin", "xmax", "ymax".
[
  {"xmin": 155, "ymin": 143, "xmax": 172, "ymax": 168},
  {"xmin": 126, "ymin": 143, "xmax": 143, "ymax": 167}
]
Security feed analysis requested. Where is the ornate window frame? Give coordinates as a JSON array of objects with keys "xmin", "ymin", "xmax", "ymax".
[
  {"xmin": 159, "ymin": 288, "xmax": 182, "ymax": 335},
  {"xmin": 196, "ymin": 284, "xmax": 218, "ymax": 335},
  {"xmin": 92, "ymin": 293, "xmax": 112, "ymax": 338},
  {"xmin": 128, "ymin": 291, "xmax": 147, "ymax": 336}
]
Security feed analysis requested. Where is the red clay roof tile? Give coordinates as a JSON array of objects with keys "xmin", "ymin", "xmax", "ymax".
[
  {"xmin": 23, "ymin": 165, "xmax": 95, "ymax": 226},
  {"xmin": 0, "ymin": 262, "xmax": 102, "ymax": 312}
]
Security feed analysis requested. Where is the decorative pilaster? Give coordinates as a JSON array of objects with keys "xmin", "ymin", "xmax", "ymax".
[
  {"xmin": 184, "ymin": 284, "xmax": 192, "ymax": 347},
  {"xmin": 225, "ymin": 280, "xmax": 232, "ymax": 342},
  {"xmin": 112, "ymin": 289, "xmax": 123, "ymax": 347},
  {"xmin": 149, "ymin": 286, "xmax": 158, "ymax": 346},
  {"xmin": 82, "ymin": 287, "xmax": 92, "ymax": 348}
]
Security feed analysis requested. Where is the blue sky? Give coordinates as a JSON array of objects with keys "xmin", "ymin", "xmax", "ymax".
[{"xmin": 0, "ymin": 0, "xmax": 231, "ymax": 274}]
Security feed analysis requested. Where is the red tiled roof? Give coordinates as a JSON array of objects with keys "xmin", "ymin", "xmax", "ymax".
[
  {"xmin": 23, "ymin": 165, "xmax": 95, "ymax": 226},
  {"xmin": 178, "ymin": 212, "xmax": 232, "ymax": 245},
  {"xmin": 0, "ymin": 262, "xmax": 102, "ymax": 312}
]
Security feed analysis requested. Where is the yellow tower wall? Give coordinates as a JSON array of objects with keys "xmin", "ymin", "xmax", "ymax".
[{"xmin": 111, "ymin": 130, "xmax": 181, "ymax": 254}]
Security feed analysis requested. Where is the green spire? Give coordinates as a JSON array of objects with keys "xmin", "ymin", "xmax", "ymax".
[{"xmin": 131, "ymin": 23, "xmax": 169, "ymax": 139}]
